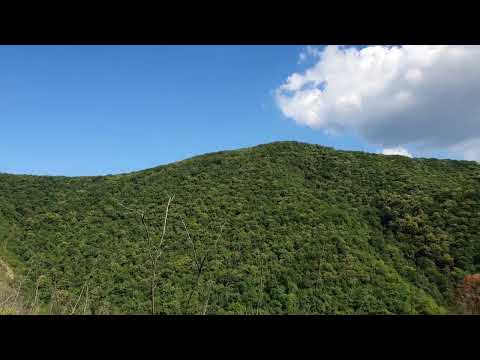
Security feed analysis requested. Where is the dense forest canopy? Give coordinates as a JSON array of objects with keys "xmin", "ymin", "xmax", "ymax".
[{"xmin": 1, "ymin": 141, "xmax": 479, "ymax": 314}]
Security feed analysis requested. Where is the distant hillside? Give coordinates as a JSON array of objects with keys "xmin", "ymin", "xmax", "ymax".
[{"xmin": 1, "ymin": 141, "xmax": 479, "ymax": 314}]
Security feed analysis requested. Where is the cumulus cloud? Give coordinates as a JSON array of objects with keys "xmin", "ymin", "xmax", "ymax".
[
  {"xmin": 382, "ymin": 147, "xmax": 412, "ymax": 158},
  {"xmin": 298, "ymin": 45, "xmax": 322, "ymax": 64},
  {"xmin": 276, "ymin": 45, "xmax": 480, "ymax": 161}
]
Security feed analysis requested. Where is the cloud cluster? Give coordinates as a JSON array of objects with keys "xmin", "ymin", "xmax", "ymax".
[
  {"xmin": 382, "ymin": 147, "xmax": 412, "ymax": 158},
  {"xmin": 276, "ymin": 45, "xmax": 480, "ymax": 160},
  {"xmin": 298, "ymin": 46, "xmax": 322, "ymax": 64}
]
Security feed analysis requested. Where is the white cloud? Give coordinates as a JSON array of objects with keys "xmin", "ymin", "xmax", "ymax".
[
  {"xmin": 298, "ymin": 46, "xmax": 322, "ymax": 64},
  {"xmin": 276, "ymin": 45, "xmax": 480, "ymax": 161},
  {"xmin": 452, "ymin": 138, "xmax": 480, "ymax": 161},
  {"xmin": 298, "ymin": 52, "xmax": 307, "ymax": 64},
  {"xmin": 382, "ymin": 147, "xmax": 412, "ymax": 158}
]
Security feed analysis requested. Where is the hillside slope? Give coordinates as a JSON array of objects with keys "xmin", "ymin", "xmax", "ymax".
[{"xmin": 1, "ymin": 141, "xmax": 479, "ymax": 314}]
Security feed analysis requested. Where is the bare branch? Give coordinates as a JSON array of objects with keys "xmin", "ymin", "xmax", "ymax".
[
  {"xmin": 83, "ymin": 282, "xmax": 89, "ymax": 315},
  {"xmin": 158, "ymin": 195, "xmax": 175, "ymax": 253},
  {"xmin": 202, "ymin": 280, "xmax": 214, "ymax": 315},
  {"xmin": 116, "ymin": 200, "xmax": 144, "ymax": 217},
  {"xmin": 71, "ymin": 258, "xmax": 98, "ymax": 315},
  {"xmin": 71, "ymin": 281, "xmax": 87, "ymax": 315},
  {"xmin": 30, "ymin": 274, "xmax": 44, "ymax": 311},
  {"xmin": 182, "ymin": 219, "xmax": 200, "ymax": 271},
  {"xmin": 116, "ymin": 195, "xmax": 174, "ymax": 315},
  {"xmin": 183, "ymin": 221, "xmax": 225, "ymax": 314},
  {"xmin": 13, "ymin": 268, "xmax": 31, "ymax": 306},
  {"xmin": 49, "ymin": 279, "xmax": 58, "ymax": 315}
]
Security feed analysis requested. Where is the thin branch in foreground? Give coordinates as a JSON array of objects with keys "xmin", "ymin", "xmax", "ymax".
[
  {"xmin": 70, "ymin": 258, "xmax": 98, "ymax": 315},
  {"xmin": 13, "ymin": 268, "xmax": 31, "ymax": 307},
  {"xmin": 71, "ymin": 281, "xmax": 87, "ymax": 315},
  {"xmin": 83, "ymin": 282, "xmax": 89, "ymax": 315},
  {"xmin": 182, "ymin": 220, "xmax": 226, "ymax": 314},
  {"xmin": 150, "ymin": 195, "xmax": 175, "ymax": 315},
  {"xmin": 116, "ymin": 195, "xmax": 175, "ymax": 315}
]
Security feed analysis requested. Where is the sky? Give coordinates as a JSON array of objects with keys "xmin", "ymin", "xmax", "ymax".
[{"xmin": 1, "ymin": 45, "xmax": 478, "ymax": 176}]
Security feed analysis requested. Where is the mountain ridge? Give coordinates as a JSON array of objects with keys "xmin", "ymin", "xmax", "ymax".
[{"xmin": 1, "ymin": 141, "xmax": 476, "ymax": 178}]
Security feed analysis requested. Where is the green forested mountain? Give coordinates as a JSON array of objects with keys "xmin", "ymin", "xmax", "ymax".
[{"xmin": 1, "ymin": 141, "xmax": 479, "ymax": 314}]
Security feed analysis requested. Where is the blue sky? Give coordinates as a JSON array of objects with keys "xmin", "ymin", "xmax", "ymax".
[{"xmin": 0, "ymin": 45, "xmax": 473, "ymax": 176}]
